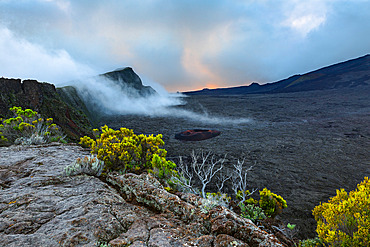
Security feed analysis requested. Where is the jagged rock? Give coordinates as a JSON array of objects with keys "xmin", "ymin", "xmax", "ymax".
[
  {"xmin": 106, "ymin": 173, "xmax": 283, "ymax": 246},
  {"xmin": 0, "ymin": 144, "xmax": 283, "ymax": 246},
  {"xmin": 193, "ymin": 235, "xmax": 215, "ymax": 246},
  {"xmin": 0, "ymin": 78, "xmax": 93, "ymax": 142},
  {"xmin": 101, "ymin": 67, "xmax": 156, "ymax": 97},
  {"xmin": 214, "ymin": 234, "xmax": 249, "ymax": 247}
]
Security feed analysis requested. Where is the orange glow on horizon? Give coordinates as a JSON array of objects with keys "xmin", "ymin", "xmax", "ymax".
[
  {"xmin": 165, "ymin": 82, "xmax": 223, "ymax": 93},
  {"xmin": 165, "ymin": 81, "xmax": 254, "ymax": 93},
  {"xmin": 204, "ymin": 83, "xmax": 221, "ymax": 89}
]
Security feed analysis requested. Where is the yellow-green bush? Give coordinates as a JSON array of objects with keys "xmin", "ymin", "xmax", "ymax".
[
  {"xmin": 0, "ymin": 128, "xmax": 5, "ymax": 143},
  {"xmin": 259, "ymin": 188, "xmax": 287, "ymax": 218},
  {"xmin": 236, "ymin": 190, "xmax": 258, "ymax": 205},
  {"xmin": 298, "ymin": 237, "xmax": 324, "ymax": 247},
  {"xmin": 80, "ymin": 125, "xmax": 177, "ymax": 179},
  {"xmin": 150, "ymin": 154, "xmax": 177, "ymax": 179},
  {"xmin": 0, "ymin": 106, "xmax": 64, "ymax": 145},
  {"xmin": 234, "ymin": 188, "xmax": 286, "ymax": 220},
  {"xmin": 313, "ymin": 177, "xmax": 370, "ymax": 246}
]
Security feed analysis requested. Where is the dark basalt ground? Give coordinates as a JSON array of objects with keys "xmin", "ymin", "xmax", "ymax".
[{"xmin": 101, "ymin": 86, "xmax": 370, "ymax": 239}]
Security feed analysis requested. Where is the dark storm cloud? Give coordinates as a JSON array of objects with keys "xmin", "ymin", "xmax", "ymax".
[{"xmin": 0, "ymin": 0, "xmax": 369, "ymax": 91}]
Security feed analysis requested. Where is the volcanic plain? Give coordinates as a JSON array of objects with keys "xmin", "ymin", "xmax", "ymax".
[{"xmin": 101, "ymin": 86, "xmax": 370, "ymax": 239}]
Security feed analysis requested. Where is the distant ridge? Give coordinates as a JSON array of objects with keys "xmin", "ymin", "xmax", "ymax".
[{"xmin": 184, "ymin": 54, "xmax": 370, "ymax": 95}]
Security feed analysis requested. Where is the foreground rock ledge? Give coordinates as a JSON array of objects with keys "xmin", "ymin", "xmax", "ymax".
[{"xmin": 0, "ymin": 144, "xmax": 283, "ymax": 246}]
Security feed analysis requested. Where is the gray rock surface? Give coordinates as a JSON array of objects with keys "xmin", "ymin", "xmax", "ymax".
[
  {"xmin": 0, "ymin": 144, "xmax": 283, "ymax": 246},
  {"xmin": 0, "ymin": 144, "xmax": 127, "ymax": 246}
]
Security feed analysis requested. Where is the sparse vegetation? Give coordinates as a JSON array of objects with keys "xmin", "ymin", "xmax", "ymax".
[
  {"xmin": 231, "ymin": 159, "xmax": 256, "ymax": 204},
  {"xmin": 81, "ymin": 127, "xmax": 291, "ymax": 228},
  {"xmin": 0, "ymin": 106, "xmax": 65, "ymax": 146},
  {"xmin": 175, "ymin": 149, "xmax": 288, "ymax": 224},
  {"xmin": 64, "ymin": 155, "xmax": 105, "ymax": 177},
  {"xmin": 199, "ymin": 197, "xmax": 220, "ymax": 214}
]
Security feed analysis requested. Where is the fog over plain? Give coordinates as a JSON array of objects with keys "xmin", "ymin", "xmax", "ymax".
[{"xmin": 0, "ymin": 0, "xmax": 369, "ymax": 92}]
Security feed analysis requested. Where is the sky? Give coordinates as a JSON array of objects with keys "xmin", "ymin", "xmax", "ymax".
[{"xmin": 0, "ymin": 0, "xmax": 369, "ymax": 92}]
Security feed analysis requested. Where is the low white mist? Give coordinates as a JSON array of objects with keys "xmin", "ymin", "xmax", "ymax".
[
  {"xmin": 164, "ymin": 108, "xmax": 253, "ymax": 125},
  {"xmin": 72, "ymin": 76, "xmax": 181, "ymax": 115},
  {"xmin": 70, "ymin": 76, "xmax": 252, "ymax": 125}
]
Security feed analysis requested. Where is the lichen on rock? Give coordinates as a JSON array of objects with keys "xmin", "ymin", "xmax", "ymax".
[{"xmin": 0, "ymin": 144, "xmax": 283, "ymax": 246}]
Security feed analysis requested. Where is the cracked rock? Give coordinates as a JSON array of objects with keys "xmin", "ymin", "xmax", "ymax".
[{"xmin": 0, "ymin": 144, "xmax": 283, "ymax": 246}]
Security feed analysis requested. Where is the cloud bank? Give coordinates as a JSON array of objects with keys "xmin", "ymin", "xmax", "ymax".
[
  {"xmin": 0, "ymin": 26, "xmax": 93, "ymax": 83},
  {"xmin": 71, "ymin": 75, "xmax": 252, "ymax": 125},
  {"xmin": 0, "ymin": 0, "xmax": 369, "ymax": 91}
]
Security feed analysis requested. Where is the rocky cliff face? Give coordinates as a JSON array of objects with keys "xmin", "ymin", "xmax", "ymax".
[
  {"xmin": 0, "ymin": 144, "xmax": 284, "ymax": 247},
  {"xmin": 0, "ymin": 78, "xmax": 93, "ymax": 141},
  {"xmin": 101, "ymin": 67, "xmax": 156, "ymax": 97},
  {"xmin": 56, "ymin": 86, "xmax": 100, "ymax": 126},
  {"xmin": 58, "ymin": 67, "xmax": 157, "ymax": 123},
  {"xmin": 1, "ymin": 67, "xmax": 156, "ymax": 140}
]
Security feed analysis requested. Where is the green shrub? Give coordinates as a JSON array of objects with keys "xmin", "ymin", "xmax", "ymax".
[
  {"xmin": 259, "ymin": 188, "xmax": 287, "ymax": 218},
  {"xmin": 199, "ymin": 192, "xmax": 231, "ymax": 214},
  {"xmin": 79, "ymin": 125, "xmax": 177, "ymax": 181},
  {"xmin": 287, "ymin": 223, "xmax": 296, "ymax": 230},
  {"xmin": 239, "ymin": 202, "xmax": 266, "ymax": 223},
  {"xmin": 0, "ymin": 106, "xmax": 65, "ymax": 145},
  {"xmin": 298, "ymin": 237, "xmax": 324, "ymax": 247},
  {"xmin": 312, "ymin": 177, "xmax": 370, "ymax": 246}
]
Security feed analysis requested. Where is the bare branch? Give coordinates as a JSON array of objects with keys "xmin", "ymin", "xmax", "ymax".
[
  {"xmin": 215, "ymin": 167, "xmax": 233, "ymax": 192},
  {"xmin": 177, "ymin": 151, "xmax": 257, "ymax": 202},
  {"xmin": 175, "ymin": 156, "xmax": 199, "ymax": 194},
  {"xmin": 232, "ymin": 159, "xmax": 256, "ymax": 204},
  {"xmin": 177, "ymin": 150, "xmax": 226, "ymax": 198}
]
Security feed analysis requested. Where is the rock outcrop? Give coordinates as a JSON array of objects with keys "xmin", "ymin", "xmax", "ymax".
[
  {"xmin": 58, "ymin": 67, "xmax": 157, "ymax": 124},
  {"xmin": 0, "ymin": 78, "xmax": 93, "ymax": 141},
  {"xmin": 0, "ymin": 144, "xmax": 283, "ymax": 246},
  {"xmin": 56, "ymin": 86, "xmax": 99, "ymax": 126},
  {"xmin": 1, "ymin": 67, "xmax": 156, "ymax": 140},
  {"xmin": 101, "ymin": 67, "xmax": 156, "ymax": 97}
]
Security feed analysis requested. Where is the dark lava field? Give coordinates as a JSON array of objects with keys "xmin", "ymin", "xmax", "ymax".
[{"xmin": 101, "ymin": 87, "xmax": 370, "ymax": 239}]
